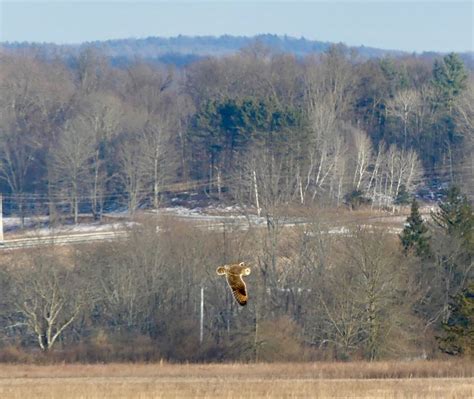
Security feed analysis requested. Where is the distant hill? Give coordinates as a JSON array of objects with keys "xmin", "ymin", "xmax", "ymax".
[{"xmin": 1, "ymin": 34, "xmax": 473, "ymax": 68}]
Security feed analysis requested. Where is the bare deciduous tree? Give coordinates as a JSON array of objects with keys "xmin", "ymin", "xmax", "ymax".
[
  {"xmin": 78, "ymin": 92, "xmax": 123, "ymax": 219},
  {"xmin": 337, "ymin": 228, "xmax": 411, "ymax": 359},
  {"xmin": 117, "ymin": 137, "xmax": 148, "ymax": 214},
  {"xmin": 386, "ymin": 89, "xmax": 421, "ymax": 148},
  {"xmin": 141, "ymin": 116, "xmax": 177, "ymax": 209},
  {"xmin": 7, "ymin": 249, "xmax": 86, "ymax": 351},
  {"xmin": 352, "ymin": 128, "xmax": 372, "ymax": 191},
  {"xmin": 0, "ymin": 55, "xmax": 73, "ymax": 225},
  {"xmin": 302, "ymin": 98, "xmax": 339, "ymax": 202},
  {"xmin": 49, "ymin": 117, "xmax": 95, "ymax": 223},
  {"xmin": 453, "ymin": 78, "xmax": 474, "ymax": 198}
]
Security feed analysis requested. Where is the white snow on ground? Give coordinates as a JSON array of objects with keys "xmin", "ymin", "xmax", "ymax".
[
  {"xmin": 155, "ymin": 206, "xmax": 267, "ymax": 225},
  {"xmin": 14, "ymin": 222, "xmax": 137, "ymax": 238},
  {"xmin": 2, "ymin": 204, "xmax": 405, "ymax": 243},
  {"xmin": 158, "ymin": 205, "xmax": 245, "ymax": 217},
  {"xmin": 157, "ymin": 206, "xmax": 206, "ymax": 218},
  {"xmin": 328, "ymin": 227, "xmax": 350, "ymax": 235},
  {"xmin": 3, "ymin": 215, "xmax": 136, "ymax": 238},
  {"xmin": 3, "ymin": 216, "xmax": 50, "ymax": 229}
]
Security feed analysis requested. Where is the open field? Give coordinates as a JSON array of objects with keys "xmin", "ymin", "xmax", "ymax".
[{"xmin": 0, "ymin": 361, "xmax": 472, "ymax": 398}]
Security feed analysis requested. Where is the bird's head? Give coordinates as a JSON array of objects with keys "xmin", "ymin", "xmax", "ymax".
[{"xmin": 239, "ymin": 262, "xmax": 251, "ymax": 276}]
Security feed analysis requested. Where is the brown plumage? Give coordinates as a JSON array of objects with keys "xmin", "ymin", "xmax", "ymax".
[{"xmin": 216, "ymin": 262, "xmax": 251, "ymax": 306}]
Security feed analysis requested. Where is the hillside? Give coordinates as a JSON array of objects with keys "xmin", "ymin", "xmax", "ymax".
[
  {"xmin": 3, "ymin": 34, "xmax": 473, "ymax": 68},
  {"xmin": 0, "ymin": 34, "xmax": 473, "ymax": 364}
]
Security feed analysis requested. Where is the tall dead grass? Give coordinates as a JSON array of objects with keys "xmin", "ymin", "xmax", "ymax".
[
  {"xmin": 0, "ymin": 377, "xmax": 472, "ymax": 399},
  {"xmin": 0, "ymin": 359, "xmax": 472, "ymax": 379},
  {"xmin": 0, "ymin": 361, "xmax": 472, "ymax": 398}
]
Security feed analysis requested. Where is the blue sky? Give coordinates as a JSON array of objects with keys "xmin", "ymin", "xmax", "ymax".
[{"xmin": 1, "ymin": 1, "xmax": 472, "ymax": 53}]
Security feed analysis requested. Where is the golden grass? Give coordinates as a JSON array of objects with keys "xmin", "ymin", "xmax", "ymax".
[
  {"xmin": 1, "ymin": 377, "xmax": 472, "ymax": 399},
  {"xmin": 0, "ymin": 361, "xmax": 472, "ymax": 398}
]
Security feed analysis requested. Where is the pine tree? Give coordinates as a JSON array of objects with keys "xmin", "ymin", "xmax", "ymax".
[
  {"xmin": 400, "ymin": 198, "xmax": 431, "ymax": 257},
  {"xmin": 432, "ymin": 186, "xmax": 474, "ymax": 252},
  {"xmin": 438, "ymin": 283, "xmax": 474, "ymax": 358},
  {"xmin": 432, "ymin": 53, "xmax": 468, "ymax": 111},
  {"xmin": 394, "ymin": 184, "xmax": 410, "ymax": 205}
]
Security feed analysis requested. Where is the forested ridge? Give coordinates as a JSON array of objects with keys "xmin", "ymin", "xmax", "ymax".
[
  {"xmin": 0, "ymin": 34, "xmax": 435, "ymax": 65},
  {"xmin": 0, "ymin": 41, "xmax": 472, "ymax": 362},
  {"xmin": 0, "ymin": 43, "xmax": 472, "ymax": 216}
]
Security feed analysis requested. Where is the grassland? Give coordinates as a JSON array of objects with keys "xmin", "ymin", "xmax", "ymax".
[{"xmin": 0, "ymin": 360, "xmax": 472, "ymax": 398}]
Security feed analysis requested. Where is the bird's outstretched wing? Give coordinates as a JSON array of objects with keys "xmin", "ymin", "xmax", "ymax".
[{"xmin": 226, "ymin": 273, "xmax": 248, "ymax": 306}]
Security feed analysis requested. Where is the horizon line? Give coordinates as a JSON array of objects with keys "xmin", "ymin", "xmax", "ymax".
[{"xmin": 1, "ymin": 33, "xmax": 473, "ymax": 55}]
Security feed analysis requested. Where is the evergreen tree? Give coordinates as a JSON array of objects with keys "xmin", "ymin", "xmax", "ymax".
[
  {"xmin": 428, "ymin": 185, "xmax": 473, "ymax": 328},
  {"xmin": 432, "ymin": 53, "xmax": 468, "ymax": 111},
  {"xmin": 432, "ymin": 186, "xmax": 474, "ymax": 252},
  {"xmin": 400, "ymin": 198, "xmax": 431, "ymax": 257},
  {"xmin": 438, "ymin": 283, "xmax": 474, "ymax": 358},
  {"xmin": 394, "ymin": 184, "xmax": 410, "ymax": 205},
  {"xmin": 430, "ymin": 56, "xmax": 469, "ymax": 195}
]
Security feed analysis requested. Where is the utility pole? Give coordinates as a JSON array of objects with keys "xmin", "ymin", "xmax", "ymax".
[
  {"xmin": 0, "ymin": 194, "xmax": 4, "ymax": 243},
  {"xmin": 200, "ymin": 286, "xmax": 204, "ymax": 344},
  {"xmin": 253, "ymin": 170, "xmax": 261, "ymax": 217}
]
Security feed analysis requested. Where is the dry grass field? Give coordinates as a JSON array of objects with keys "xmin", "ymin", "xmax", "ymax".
[{"xmin": 0, "ymin": 360, "xmax": 472, "ymax": 398}]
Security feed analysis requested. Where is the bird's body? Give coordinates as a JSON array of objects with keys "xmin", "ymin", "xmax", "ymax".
[{"xmin": 216, "ymin": 262, "xmax": 251, "ymax": 306}]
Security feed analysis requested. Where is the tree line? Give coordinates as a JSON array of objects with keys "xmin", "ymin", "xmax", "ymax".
[
  {"xmin": 2, "ymin": 34, "xmax": 435, "ymax": 66},
  {"xmin": 0, "ymin": 45, "xmax": 472, "ymax": 223},
  {"xmin": 0, "ymin": 41, "xmax": 471, "ymax": 363},
  {"xmin": 0, "ymin": 186, "xmax": 471, "ymax": 361}
]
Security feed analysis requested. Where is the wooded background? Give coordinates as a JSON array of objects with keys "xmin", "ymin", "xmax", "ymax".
[{"xmin": 0, "ymin": 40, "xmax": 472, "ymax": 361}]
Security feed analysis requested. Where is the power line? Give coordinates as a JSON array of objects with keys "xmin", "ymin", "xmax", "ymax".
[{"xmin": 0, "ymin": 160, "xmax": 471, "ymax": 205}]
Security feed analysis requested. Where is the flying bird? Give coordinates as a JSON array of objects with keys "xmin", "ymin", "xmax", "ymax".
[{"xmin": 216, "ymin": 262, "xmax": 251, "ymax": 306}]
